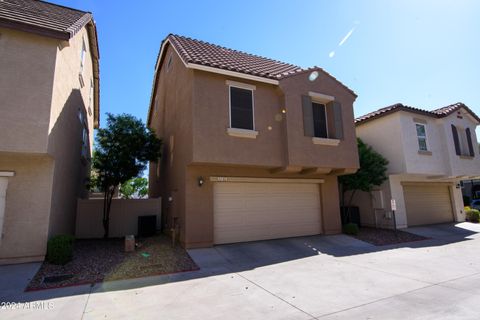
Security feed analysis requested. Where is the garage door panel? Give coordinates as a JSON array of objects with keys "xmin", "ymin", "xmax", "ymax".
[
  {"xmin": 214, "ymin": 182, "xmax": 322, "ymax": 244},
  {"xmin": 215, "ymin": 222, "xmax": 321, "ymax": 244},
  {"xmin": 403, "ymin": 184, "xmax": 454, "ymax": 226}
]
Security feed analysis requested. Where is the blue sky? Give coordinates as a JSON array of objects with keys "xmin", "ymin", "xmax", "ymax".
[{"xmin": 55, "ymin": 0, "xmax": 480, "ymax": 137}]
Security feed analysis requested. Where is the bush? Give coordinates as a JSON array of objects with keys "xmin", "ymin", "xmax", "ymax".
[
  {"xmin": 466, "ymin": 209, "xmax": 480, "ymax": 223},
  {"xmin": 343, "ymin": 223, "xmax": 359, "ymax": 235},
  {"xmin": 46, "ymin": 235, "xmax": 75, "ymax": 265}
]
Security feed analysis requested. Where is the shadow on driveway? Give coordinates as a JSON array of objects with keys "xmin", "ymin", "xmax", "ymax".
[{"xmin": 2, "ymin": 222, "xmax": 478, "ymax": 303}]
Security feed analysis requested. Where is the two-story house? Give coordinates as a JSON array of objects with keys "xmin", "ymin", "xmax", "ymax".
[
  {"xmin": 0, "ymin": 0, "xmax": 100, "ymax": 264},
  {"xmin": 148, "ymin": 34, "xmax": 359, "ymax": 248},
  {"xmin": 354, "ymin": 103, "xmax": 480, "ymax": 229}
]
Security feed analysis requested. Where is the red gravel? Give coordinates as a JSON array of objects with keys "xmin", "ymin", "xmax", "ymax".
[
  {"xmin": 353, "ymin": 227, "xmax": 428, "ymax": 246},
  {"xmin": 26, "ymin": 235, "xmax": 198, "ymax": 291}
]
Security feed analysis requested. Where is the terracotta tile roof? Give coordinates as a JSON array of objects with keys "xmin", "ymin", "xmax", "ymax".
[
  {"xmin": 0, "ymin": 0, "xmax": 92, "ymax": 40},
  {"xmin": 356, "ymin": 102, "xmax": 480, "ymax": 125},
  {"xmin": 167, "ymin": 34, "xmax": 303, "ymax": 80},
  {"xmin": 148, "ymin": 34, "xmax": 357, "ymax": 125}
]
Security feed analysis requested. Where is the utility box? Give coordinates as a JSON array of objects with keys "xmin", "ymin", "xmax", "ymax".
[
  {"xmin": 138, "ymin": 215, "xmax": 157, "ymax": 237},
  {"xmin": 125, "ymin": 235, "xmax": 135, "ymax": 252}
]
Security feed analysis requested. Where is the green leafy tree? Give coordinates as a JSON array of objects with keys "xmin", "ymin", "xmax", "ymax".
[
  {"xmin": 120, "ymin": 177, "xmax": 149, "ymax": 199},
  {"xmin": 91, "ymin": 113, "xmax": 162, "ymax": 238},
  {"xmin": 339, "ymin": 138, "xmax": 389, "ymax": 218}
]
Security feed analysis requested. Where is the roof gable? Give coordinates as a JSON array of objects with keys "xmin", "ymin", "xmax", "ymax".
[
  {"xmin": 0, "ymin": 0, "xmax": 91, "ymax": 40},
  {"xmin": 356, "ymin": 102, "xmax": 480, "ymax": 125}
]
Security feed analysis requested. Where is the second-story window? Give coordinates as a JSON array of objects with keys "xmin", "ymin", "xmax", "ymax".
[
  {"xmin": 312, "ymin": 102, "xmax": 328, "ymax": 138},
  {"xmin": 415, "ymin": 123, "xmax": 428, "ymax": 151},
  {"xmin": 230, "ymin": 86, "xmax": 254, "ymax": 130},
  {"xmin": 452, "ymin": 125, "xmax": 475, "ymax": 157},
  {"xmin": 302, "ymin": 93, "xmax": 343, "ymax": 141},
  {"xmin": 80, "ymin": 38, "xmax": 86, "ymax": 74}
]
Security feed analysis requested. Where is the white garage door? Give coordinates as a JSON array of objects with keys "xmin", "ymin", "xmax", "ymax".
[
  {"xmin": 213, "ymin": 182, "xmax": 322, "ymax": 244},
  {"xmin": 403, "ymin": 184, "xmax": 454, "ymax": 226}
]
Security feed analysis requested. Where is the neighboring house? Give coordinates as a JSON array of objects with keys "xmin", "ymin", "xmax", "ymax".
[
  {"xmin": 354, "ymin": 103, "xmax": 480, "ymax": 229},
  {"xmin": 148, "ymin": 34, "xmax": 359, "ymax": 248},
  {"xmin": 0, "ymin": 0, "xmax": 100, "ymax": 264},
  {"xmin": 461, "ymin": 179, "xmax": 480, "ymax": 204}
]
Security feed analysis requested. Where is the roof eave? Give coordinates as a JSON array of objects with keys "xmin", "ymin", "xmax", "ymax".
[
  {"xmin": 86, "ymin": 20, "xmax": 100, "ymax": 128},
  {"xmin": 147, "ymin": 37, "xmax": 280, "ymax": 126},
  {"xmin": 0, "ymin": 17, "xmax": 70, "ymax": 40}
]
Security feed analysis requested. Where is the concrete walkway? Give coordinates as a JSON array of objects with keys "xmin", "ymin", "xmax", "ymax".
[{"xmin": 2, "ymin": 222, "xmax": 480, "ymax": 319}]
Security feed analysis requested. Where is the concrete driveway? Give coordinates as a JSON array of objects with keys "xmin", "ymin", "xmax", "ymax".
[{"xmin": 2, "ymin": 222, "xmax": 480, "ymax": 319}]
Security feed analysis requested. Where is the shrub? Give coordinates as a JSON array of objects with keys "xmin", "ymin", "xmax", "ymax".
[
  {"xmin": 466, "ymin": 209, "xmax": 480, "ymax": 223},
  {"xmin": 343, "ymin": 223, "xmax": 359, "ymax": 235},
  {"xmin": 46, "ymin": 235, "xmax": 75, "ymax": 265}
]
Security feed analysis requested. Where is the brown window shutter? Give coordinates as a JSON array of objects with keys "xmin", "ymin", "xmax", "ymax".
[
  {"xmin": 329, "ymin": 101, "xmax": 344, "ymax": 139},
  {"xmin": 451, "ymin": 125, "xmax": 461, "ymax": 156},
  {"xmin": 302, "ymin": 95, "xmax": 314, "ymax": 137},
  {"xmin": 466, "ymin": 128, "xmax": 475, "ymax": 157}
]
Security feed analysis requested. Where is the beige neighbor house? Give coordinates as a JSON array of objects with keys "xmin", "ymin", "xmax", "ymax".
[
  {"xmin": 354, "ymin": 103, "xmax": 480, "ymax": 229},
  {"xmin": 148, "ymin": 34, "xmax": 359, "ymax": 248},
  {"xmin": 0, "ymin": 0, "xmax": 99, "ymax": 264}
]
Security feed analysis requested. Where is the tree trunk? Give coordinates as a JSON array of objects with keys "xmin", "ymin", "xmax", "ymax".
[
  {"xmin": 102, "ymin": 188, "xmax": 108, "ymax": 238},
  {"xmin": 345, "ymin": 189, "xmax": 357, "ymax": 224},
  {"xmin": 102, "ymin": 186, "xmax": 115, "ymax": 239}
]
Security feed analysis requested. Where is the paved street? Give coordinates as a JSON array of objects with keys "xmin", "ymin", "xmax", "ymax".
[{"xmin": 2, "ymin": 222, "xmax": 480, "ymax": 319}]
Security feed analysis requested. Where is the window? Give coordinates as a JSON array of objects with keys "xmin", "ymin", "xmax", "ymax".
[
  {"xmin": 415, "ymin": 123, "xmax": 428, "ymax": 151},
  {"xmin": 79, "ymin": 110, "xmax": 89, "ymax": 160},
  {"xmin": 302, "ymin": 93, "xmax": 343, "ymax": 143},
  {"xmin": 88, "ymin": 79, "xmax": 94, "ymax": 113},
  {"xmin": 452, "ymin": 125, "xmax": 475, "ymax": 157},
  {"xmin": 312, "ymin": 102, "xmax": 328, "ymax": 138},
  {"xmin": 80, "ymin": 38, "xmax": 86, "ymax": 74},
  {"xmin": 230, "ymin": 86, "xmax": 254, "ymax": 130}
]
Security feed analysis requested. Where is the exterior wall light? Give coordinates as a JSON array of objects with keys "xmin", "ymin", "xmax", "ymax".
[{"xmin": 198, "ymin": 177, "xmax": 204, "ymax": 187}]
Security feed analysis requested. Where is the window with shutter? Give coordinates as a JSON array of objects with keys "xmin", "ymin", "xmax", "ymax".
[
  {"xmin": 303, "ymin": 94, "xmax": 343, "ymax": 142},
  {"xmin": 452, "ymin": 125, "xmax": 474, "ymax": 157}
]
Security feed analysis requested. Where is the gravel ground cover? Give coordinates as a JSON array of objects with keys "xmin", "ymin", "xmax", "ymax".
[
  {"xmin": 26, "ymin": 235, "xmax": 198, "ymax": 291},
  {"xmin": 353, "ymin": 227, "xmax": 429, "ymax": 246}
]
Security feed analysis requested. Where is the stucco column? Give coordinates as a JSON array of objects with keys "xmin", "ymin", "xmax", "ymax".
[{"xmin": 0, "ymin": 172, "xmax": 15, "ymax": 246}]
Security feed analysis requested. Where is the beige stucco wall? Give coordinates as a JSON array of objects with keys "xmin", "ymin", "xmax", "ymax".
[
  {"xmin": 0, "ymin": 25, "xmax": 97, "ymax": 264},
  {"xmin": 357, "ymin": 109, "xmax": 480, "ymax": 178},
  {"xmin": 76, "ymin": 198, "xmax": 162, "ymax": 238},
  {"xmin": 47, "ymin": 27, "xmax": 95, "ymax": 237},
  {"xmin": 0, "ymin": 28, "xmax": 57, "ymax": 154},
  {"xmin": 278, "ymin": 70, "xmax": 359, "ymax": 170},
  {"xmin": 148, "ymin": 44, "xmax": 195, "ymax": 234},
  {"xmin": 192, "ymin": 72, "xmax": 285, "ymax": 167},
  {"xmin": 0, "ymin": 153, "xmax": 54, "ymax": 264},
  {"xmin": 356, "ymin": 112, "xmax": 406, "ymax": 174}
]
